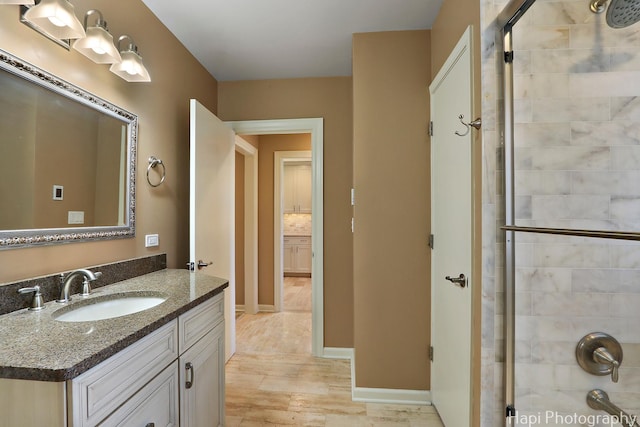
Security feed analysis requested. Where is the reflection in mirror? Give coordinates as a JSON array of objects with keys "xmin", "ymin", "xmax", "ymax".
[{"xmin": 0, "ymin": 48, "xmax": 137, "ymax": 249}]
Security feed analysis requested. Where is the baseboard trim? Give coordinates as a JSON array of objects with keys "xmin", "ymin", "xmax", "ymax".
[
  {"xmin": 323, "ymin": 347, "xmax": 354, "ymax": 359},
  {"xmin": 235, "ymin": 305, "xmax": 245, "ymax": 312},
  {"xmin": 258, "ymin": 304, "xmax": 275, "ymax": 312},
  {"xmin": 348, "ymin": 348, "xmax": 432, "ymax": 405},
  {"xmin": 352, "ymin": 387, "xmax": 432, "ymax": 405}
]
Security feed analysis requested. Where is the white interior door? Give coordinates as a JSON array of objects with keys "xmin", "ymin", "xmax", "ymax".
[
  {"xmin": 429, "ymin": 26, "xmax": 474, "ymax": 427},
  {"xmin": 189, "ymin": 99, "xmax": 236, "ymax": 362}
]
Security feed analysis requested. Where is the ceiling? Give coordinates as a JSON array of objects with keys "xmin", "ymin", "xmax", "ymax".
[{"xmin": 140, "ymin": 0, "xmax": 444, "ymax": 82}]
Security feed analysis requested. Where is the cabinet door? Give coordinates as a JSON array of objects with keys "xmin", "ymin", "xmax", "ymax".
[
  {"xmin": 296, "ymin": 164, "xmax": 312, "ymax": 213},
  {"xmin": 100, "ymin": 361, "xmax": 179, "ymax": 427},
  {"xmin": 180, "ymin": 322, "xmax": 225, "ymax": 427},
  {"xmin": 296, "ymin": 244, "xmax": 312, "ymax": 273},
  {"xmin": 283, "ymin": 239, "xmax": 295, "ymax": 273},
  {"xmin": 283, "ymin": 165, "xmax": 297, "ymax": 213},
  {"xmin": 283, "ymin": 164, "xmax": 312, "ymax": 213}
]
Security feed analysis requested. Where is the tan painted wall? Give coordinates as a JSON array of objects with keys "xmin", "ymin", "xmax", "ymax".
[
  {"xmin": 0, "ymin": 0, "xmax": 217, "ymax": 283},
  {"xmin": 431, "ymin": 2, "xmax": 482, "ymax": 424},
  {"xmin": 218, "ymin": 77, "xmax": 354, "ymax": 348},
  {"xmin": 352, "ymin": 30, "xmax": 431, "ymax": 390}
]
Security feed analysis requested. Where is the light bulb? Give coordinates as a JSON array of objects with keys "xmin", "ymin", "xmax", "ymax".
[{"xmin": 48, "ymin": 15, "xmax": 66, "ymax": 27}]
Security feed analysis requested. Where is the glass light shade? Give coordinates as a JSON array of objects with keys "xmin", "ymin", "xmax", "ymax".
[
  {"xmin": 73, "ymin": 26, "xmax": 121, "ymax": 64},
  {"xmin": 110, "ymin": 50, "xmax": 151, "ymax": 82},
  {"xmin": 23, "ymin": 0, "xmax": 85, "ymax": 40}
]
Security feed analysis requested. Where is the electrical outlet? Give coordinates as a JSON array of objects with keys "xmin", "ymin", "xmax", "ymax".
[{"xmin": 145, "ymin": 234, "xmax": 159, "ymax": 247}]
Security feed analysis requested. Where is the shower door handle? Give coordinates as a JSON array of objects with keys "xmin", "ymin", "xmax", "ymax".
[{"xmin": 445, "ymin": 273, "xmax": 467, "ymax": 288}]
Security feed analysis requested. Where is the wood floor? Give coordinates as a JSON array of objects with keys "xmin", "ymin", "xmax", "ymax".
[{"xmin": 226, "ymin": 277, "xmax": 444, "ymax": 426}]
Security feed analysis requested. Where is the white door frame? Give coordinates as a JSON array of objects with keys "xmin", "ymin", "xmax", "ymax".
[
  {"xmin": 234, "ymin": 136, "xmax": 258, "ymax": 315},
  {"xmin": 225, "ymin": 118, "xmax": 324, "ymax": 357},
  {"xmin": 274, "ymin": 151, "xmax": 312, "ymax": 312}
]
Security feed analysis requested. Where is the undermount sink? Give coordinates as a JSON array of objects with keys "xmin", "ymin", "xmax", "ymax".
[{"xmin": 53, "ymin": 292, "xmax": 166, "ymax": 322}]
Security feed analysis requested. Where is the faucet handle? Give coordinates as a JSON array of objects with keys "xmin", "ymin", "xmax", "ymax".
[
  {"xmin": 576, "ymin": 332, "xmax": 624, "ymax": 384},
  {"xmin": 18, "ymin": 285, "xmax": 44, "ymax": 311},
  {"xmin": 81, "ymin": 278, "xmax": 92, "ymax": 297},
  {"xmin": 593, "ymin": 347, "xmax": 620, "ymax": 383},
  {"xmin": 80, "ymin": 271, "xmax": 102, "ymax": 297}
]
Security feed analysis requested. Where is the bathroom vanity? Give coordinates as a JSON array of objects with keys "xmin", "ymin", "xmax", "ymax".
[{"xmin": 0, "ymin": 269, "xmax": 228, "ymax": 427}]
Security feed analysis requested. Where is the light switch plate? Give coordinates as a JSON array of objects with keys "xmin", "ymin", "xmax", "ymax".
[{"xmin": 145, "ymin": 234, "xmax": 159, "ymax": 247}]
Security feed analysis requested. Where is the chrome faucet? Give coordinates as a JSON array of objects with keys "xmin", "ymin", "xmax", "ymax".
[{"xmin": 56, "ymin": 269, "xmax": 102, "ymax": 303}]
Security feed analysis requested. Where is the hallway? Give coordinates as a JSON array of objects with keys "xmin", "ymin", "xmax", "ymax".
[{"xmin": 225, "ymin": 278, "xmax": 444, "ymax": 426}]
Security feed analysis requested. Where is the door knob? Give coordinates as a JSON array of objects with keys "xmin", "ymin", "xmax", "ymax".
[{"xmin": 445, "ymin": 274, "xmax": 467, "ymax": 288}]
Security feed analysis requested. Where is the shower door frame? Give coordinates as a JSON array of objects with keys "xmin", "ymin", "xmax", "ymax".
[{"xmin": 497, "ymin": 1, "xmax": 640, "ymax": 425}]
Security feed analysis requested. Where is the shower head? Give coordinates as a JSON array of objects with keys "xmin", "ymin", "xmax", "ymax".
[{"xmin": 590, "ymin": 0, "xmax": 640, "ymax": 28}]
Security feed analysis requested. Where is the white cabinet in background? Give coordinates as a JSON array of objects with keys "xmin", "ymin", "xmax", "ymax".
[
  {"xmin": 284, "ymin": 236, "xmax": 312, "ymax": 275},
  {"xmin": 284, "ymin": 163, "xmax": 312, "ymax": 213}
]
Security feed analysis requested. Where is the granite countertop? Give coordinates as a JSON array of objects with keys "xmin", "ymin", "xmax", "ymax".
[
  {"xmin": 0, "ymin": 269, "xmax": 228, "ymax": 382},
  {"xmin": 283, "ymin": 234, "xmax": 311, "ymax": 237}
]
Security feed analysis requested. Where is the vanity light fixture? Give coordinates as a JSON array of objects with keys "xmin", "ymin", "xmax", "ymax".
[
  {"xmin": 72, "ymin": 10, "xmax": 121, "ymax": 64},
  {"xmin": 21, "ymin": 0, "xmax": 85, "ymax": 42},
  {"xmin": 109, "ymin": 35, "xmax": 151, "ymax": 82}
]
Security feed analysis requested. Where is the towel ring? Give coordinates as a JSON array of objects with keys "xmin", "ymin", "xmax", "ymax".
[{"xmin": 147, "ymin": 156, "xmax": 166, "ymax": 187}]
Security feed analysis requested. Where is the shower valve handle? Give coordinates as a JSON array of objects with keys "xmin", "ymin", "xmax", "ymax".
[{"xmin": 593, "ymin": 347, "xmax": 620, "ymax": 383}]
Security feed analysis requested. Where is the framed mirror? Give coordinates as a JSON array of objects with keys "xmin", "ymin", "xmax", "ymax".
[{"xmin": 0, "ymin": 48, "xmax": 137, "ymax": 249}]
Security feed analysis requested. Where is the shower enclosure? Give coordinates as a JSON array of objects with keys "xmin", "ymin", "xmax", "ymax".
[{"xmin": 498, "ymin": 0, "xmax": 640, "ymax": 425}]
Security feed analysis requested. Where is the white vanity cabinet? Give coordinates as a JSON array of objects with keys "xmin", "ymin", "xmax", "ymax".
[
  {"xmin": 69, "ymin": 292, "xmax": 225, "ymax": 427},
  {"xmin": 0, "ymin": 292, "xmax": 226, "ymax": 427},
  {"xmin": 284, "ymin": 236, "xmax": 312, "ymax": 275}
]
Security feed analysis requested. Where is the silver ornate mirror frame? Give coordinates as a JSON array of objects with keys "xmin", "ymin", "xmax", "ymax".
[{"xmin": 0, "ymin": 48, "xmax": 137, "ymax": 249}]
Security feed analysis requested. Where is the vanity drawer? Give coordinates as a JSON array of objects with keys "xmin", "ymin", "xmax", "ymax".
[
  {"xmin": 69, "ymin": 320, "xmax": 178, "ymax": 427},
  {"xmin": 178, "ymin": 292, "xmax": 224, "ymax": 354},
  {"xmin": 97, "ymin": 360, "xmax": 179, "ymax": 427}
]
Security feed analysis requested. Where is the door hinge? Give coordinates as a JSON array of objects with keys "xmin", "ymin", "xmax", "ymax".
[
  {"xmin": 504, "ymin": 51, "xmax": 514, "ymax": 64},
  {"xmin": 429, "ymin": 121, "xmax": 434, "ymax": 137},
  {"xmin": 186, "ymin": 262, "xmax": 195, "ymax": 272},
  {"xmin": 429, "ymin": 234, "xmax": 434, "ymax": 249},
  {"xmin": 429, "ymin": 346, "xmax": 434, "ymax": 362}
]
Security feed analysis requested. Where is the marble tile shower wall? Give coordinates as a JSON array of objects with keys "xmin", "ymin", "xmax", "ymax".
[{"xmin": 508, "ymin": 0, "xmax": 640, "ymax": 425}]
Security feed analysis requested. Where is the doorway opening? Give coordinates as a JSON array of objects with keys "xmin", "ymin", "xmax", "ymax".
[
  {"xmin": 226, "ymin": 118, "xmax": 324, "ymax": 357},
  {"xmin": 274, "ymin": 151, "xmax": 312, "ymax": 312}
]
